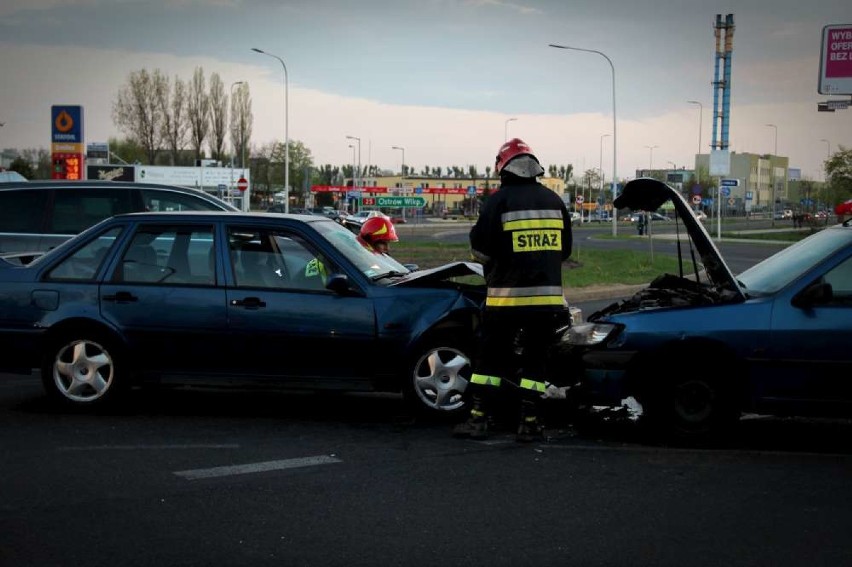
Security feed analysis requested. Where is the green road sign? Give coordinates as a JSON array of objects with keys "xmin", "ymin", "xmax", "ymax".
[{"xmin": 375, "ymin": 196, "xmax": 426, "ymax": 208}]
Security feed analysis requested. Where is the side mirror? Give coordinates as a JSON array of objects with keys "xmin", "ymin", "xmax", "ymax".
[
  {"xmin": 403, "ymin": 263, "xmax": 419, "ymax": 271},
  {"xmin": 791, "ymin": 281, "xmax": 833, "ymax": 308},
  {"xmin": 325, "ymin": 273, "xmax": 352, "ymax": 294}
]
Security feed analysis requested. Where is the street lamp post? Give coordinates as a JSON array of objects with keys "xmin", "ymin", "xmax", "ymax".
[
  {"xmin": 644, "ymin": 145, "xmax": 659, "ymax": 171},
  {"xmin": 391, "ymin": 145, "xmax": 405, "ymax": 178},
  {"xmin": 346, "ymin": 135, "xmax": 361, "ymax": 188},
  {"xmin": 687, "ymin": 100, "xmax": 703, "ymax": 159},
  {"xmin": 346, "ymin": 135, "xmax": 361, "ymax": 213},
  {"xmin": 599, "ymin": 133, "xmax": 610, "ymax": 218},
  {"xmin": 251, "ymin": 48, "xmax": 289, "ymax": 213},
  {"xmin": 821, "ymin": 138, "xmax": 831, "ymax": 185},
  {"xmin": 549, "ymin": 43, "xmax": 618, "ymax": 236},
  {"xmin": 766, "ymin": 123, "xmax": 778, "ymax": 225},
  {"xmin": 347, "ymin": 144, "xmax": 356, "ymax": 212},
  {"xmin": 392, "ymin": 145, "xmax": 406, "ymax": 221},
  {"xmin": 504, "ymin": 117, "xmax": 517, "ymax": 142}
]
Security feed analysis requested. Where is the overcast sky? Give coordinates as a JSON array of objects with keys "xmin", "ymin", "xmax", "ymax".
[{"xmin": 1, "ymin": 0, "xmax": 850, "ymax": 181}]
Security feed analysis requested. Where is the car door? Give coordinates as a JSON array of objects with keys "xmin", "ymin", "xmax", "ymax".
[
  {"xmin": 767, "ymin": 253, "xmax": 852, "ymax": 407},
  {"xmin": 224, "ymin": 223, "xmax": 377, "ymax": 385},
  {"xmin": 99, "ymin": 222, "xmax": 229, "ymax": 376}
]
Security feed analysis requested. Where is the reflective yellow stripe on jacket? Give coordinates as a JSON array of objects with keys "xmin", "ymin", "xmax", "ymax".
[{"xmin": 485, "ymin": 285, "xmax": 566, "ymax": 308}]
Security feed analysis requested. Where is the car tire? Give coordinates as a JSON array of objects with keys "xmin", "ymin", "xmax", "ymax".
[
  {"xmin": 41, "ymin": 331, "xmax": 128, "ymax": 407},
  {"xmin": 639, "ymin": 363, "xmax": 740, "ymax": 443},
  {"xmin": 404, "ymin": 335, "xmax": 473, "ymax": 420}
]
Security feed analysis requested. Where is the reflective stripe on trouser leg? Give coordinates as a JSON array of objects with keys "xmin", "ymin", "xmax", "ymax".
[
  {"xmin": 519, "ymin": 378, "xmax": 546, "ymax": 394},
  {"xmin": 470, "ymin": 374, "xmax": 502, "ymax": 387}
]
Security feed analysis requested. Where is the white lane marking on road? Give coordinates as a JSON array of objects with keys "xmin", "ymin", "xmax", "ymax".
[
  {"xmin": 174, "ymin": 455, "xmax": 342, "ymax": 480},
  {"xmin": 60, "ymin": 444, "xmax": 240, "ymax": 451}
]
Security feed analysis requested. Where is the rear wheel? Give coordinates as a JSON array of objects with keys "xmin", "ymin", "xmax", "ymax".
[
  {"xmin": 41, "ymin": 331, "xmax": 128, "ymax": 407},
  {"xmin": 405, "ymin": 335, "xmax": 472, "ymax": 420}
]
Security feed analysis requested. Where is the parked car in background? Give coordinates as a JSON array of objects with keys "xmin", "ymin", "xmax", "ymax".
[
  {"xmin": 266, "ymin": 205, "xmax": 318, "ymax": 215},
  {"xmin": 0, "ymin": 180, "xmax": 237, "ymax": 265},
  {"xmin": 559, "ymin": 178, "xmax": 852, "ymax": 442},
  {"xmin": 0, "ymin": 211, "xmax": 488, "ymax": 418},
  {"xmin": 341, "ymin": 209, "xmax": 391, "ymax": 233},
  {"xmin": 621, "ymin": 211, "xmax": 670, "ymax": 223}
]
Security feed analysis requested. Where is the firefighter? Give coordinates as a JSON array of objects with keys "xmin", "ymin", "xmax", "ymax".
[
  {"xmin": 453, "ymin": 138, "xmax": 573, "ymax": 442},
  {"xmin": 358, "ymin": 215, "xmax": 398, "ymax": 255}
]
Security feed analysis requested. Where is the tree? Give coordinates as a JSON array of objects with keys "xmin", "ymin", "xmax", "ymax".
[
  {"xmin": 8, "ymin": 156, "xmax": 34, "ymax": 179},
  {"xmin": 107, "ymin": 137, "xmax": 147, "ymax": 165},
  {"xmin": 112, "ymin": 68, "xmax": 168, "ymax": 164},
  {"xmin": 19, "ymin": 148, "xmax": 51, "ymax": 179},
  {"xmin": 208, "ymin": 73, "xmax": 227, "ymax": 161},
  {"xmin": 229, "ymin": 83, "xmax": 253, "ymax": 170},
  {"xmin": 187, "ymin": 67, "xmax": 210, "ymax": 160},
  {"xmin": 160, "ymin": 75, "xmax": 189, "ymax": 166},
  {"xmin": 825, "ymin": 145, "xmax": 852, "ymax": 204},
  {"xmin": 279, "ymin": 140, "xmax": 314, "ymax": 203}
]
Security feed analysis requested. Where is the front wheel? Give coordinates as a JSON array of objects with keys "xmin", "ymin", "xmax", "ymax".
[
  {"xmin": 639, "ymin": 365, "xmax": 740, "ymax": 443},
  {"xmin": 405, "ymin": 337, "xmax": 472, "ymax": 420},
  {"xmin": 41, "ymin": 332, "xmax": 127, "ymax": 407}
]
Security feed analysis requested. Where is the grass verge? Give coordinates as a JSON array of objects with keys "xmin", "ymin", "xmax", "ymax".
[{"xmin": 392, "ymin": 241, "xmax": 683, "ymax": 288}]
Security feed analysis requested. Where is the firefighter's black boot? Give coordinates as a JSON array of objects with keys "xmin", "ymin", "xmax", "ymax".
[
  {"xmin": 516, "ymin": 399, "xmax": 544, "ymax": 443},
  {"xmin": 452, "ymin": 396, "xmax": 489, "ymax": 439}
]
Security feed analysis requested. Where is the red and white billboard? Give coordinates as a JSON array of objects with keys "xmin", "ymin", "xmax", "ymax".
[{"xmin": 819, "ymin": 24, "xmax": 852, "ymax": 95}]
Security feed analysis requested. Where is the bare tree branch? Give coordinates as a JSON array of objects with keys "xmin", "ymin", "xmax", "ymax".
[
  {"xmin": 208, "ymin": 73, "xmax": 227, "ymax": 161},
  {"xmin": 187, "ymin": 67, "xmax": 210, "ymax": 160},
  {"xmin": 112, "ymin": 68, "xmax": 167, "ymax": 164}
]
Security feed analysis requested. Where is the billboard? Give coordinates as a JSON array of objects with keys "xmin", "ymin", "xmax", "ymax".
[{"xmin": 819, "ymin": 24, "xmax": 852, "ymax": 95}]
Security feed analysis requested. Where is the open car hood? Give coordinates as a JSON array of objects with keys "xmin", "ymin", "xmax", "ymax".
[
  {"xmin": 390, "ymin": 261, "xmax": 483, "ymax": 287},
  {"xmin": 613, "ymin": 178, "xmax": 745, "ymax": 300}
]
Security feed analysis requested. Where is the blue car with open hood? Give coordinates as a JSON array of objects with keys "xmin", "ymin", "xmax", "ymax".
[{"xmin": 559, "ymin": 178, "xmax": 852, "ymax": 440}]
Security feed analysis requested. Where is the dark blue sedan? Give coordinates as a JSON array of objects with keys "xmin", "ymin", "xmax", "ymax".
[
  {"xmin": 0, "ymin": 211, "xmax": 486, "ymax": 417},
  {"xmin": 559, "ymin": 178, "xmax": 852, "ymax": 441}
]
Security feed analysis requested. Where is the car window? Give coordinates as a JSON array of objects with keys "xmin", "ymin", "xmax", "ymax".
[
  {"xmin": 227, "ymin": 226, "xmax": 337, "ymax": 292},
  {"xmin": 739, "ymin": 227, "xmax": 852, "ymax": 294},
  {"xmin": 823, "ymin": 256, "xmax": 852, "ymax": 305},
  {"xmin": 45, "ymin": 227, "xmax": 123, "ymax": 281},
  {"xmin": 0, "ymin": 189, "xmax": 48, "ymax": 234},
  {"xmin": 49, "ymin": 188, "xmax": 136, "ymax": 234},
  {"xmin": 115, "ymin": 225, "xmax": 215, "ymax": 285},
  {"xmin": 313, "ymin": 219, "xmax": 410, "ymax": 279},
  {"xmin": 141, "ymin": 189, "xmax": 223, "ymax": 212}
]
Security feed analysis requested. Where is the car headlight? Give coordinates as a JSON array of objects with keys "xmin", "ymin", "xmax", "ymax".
[{"xmin": 560, "ymin": 322, "xmax": 620, "ymax": 346}]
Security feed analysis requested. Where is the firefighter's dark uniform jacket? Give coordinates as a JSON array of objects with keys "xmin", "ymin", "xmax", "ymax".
[
  {"xmin": 466, "ymin": 173, "xmax": 573, "ymax": 400},
  {"xmin": 470, "ymin": 174, "xmax": 572, "ymax": 311}
]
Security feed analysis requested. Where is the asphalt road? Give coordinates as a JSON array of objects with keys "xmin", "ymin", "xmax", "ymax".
[
  {"xmin": 5, "ymin": 218, "xmax": 846, "ymax": 566},
  {"xmin": 3, "ymin": 374, "xmax": 852, "ymax": 566}
]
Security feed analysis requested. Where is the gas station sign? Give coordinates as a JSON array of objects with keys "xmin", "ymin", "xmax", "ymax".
[{"xmin": 51, "ymin": 105, "xmax": 85, "ymax": 180}]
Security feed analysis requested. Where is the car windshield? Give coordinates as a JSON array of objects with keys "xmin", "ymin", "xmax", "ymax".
[
  {"xmin": 313, "ymin": 220, "xmax": 411, "ymax": 280},
  {"xmin": 737, "ymin": 227, "xmax": 852, "ymax": 295}
]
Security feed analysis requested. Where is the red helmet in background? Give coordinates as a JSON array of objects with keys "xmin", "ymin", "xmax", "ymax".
[
  {"xmin": 359, "ymin": 216, "xmax": 398, "ymax": 248},
  {"xmin": 495, "ymin": 137, "xmax": 545, "ymax": 177}
]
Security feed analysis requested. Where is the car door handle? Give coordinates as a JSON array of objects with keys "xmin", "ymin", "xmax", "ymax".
[
  {"xmin": 231, "ymin": 296, "xmax": 267, "ymax": 309},
  {"xmin": 102, "ymin": 291, "xmax": 138, "ymax": 303}
]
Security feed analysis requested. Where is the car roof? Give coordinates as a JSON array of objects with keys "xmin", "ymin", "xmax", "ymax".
[
  {"xmin": 113, "ymin": 210, "xmax": 331, "ymax": 223},
  {"xmin": 0, "ymin": 179, "xmax": 238, "ymax": 210}
]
